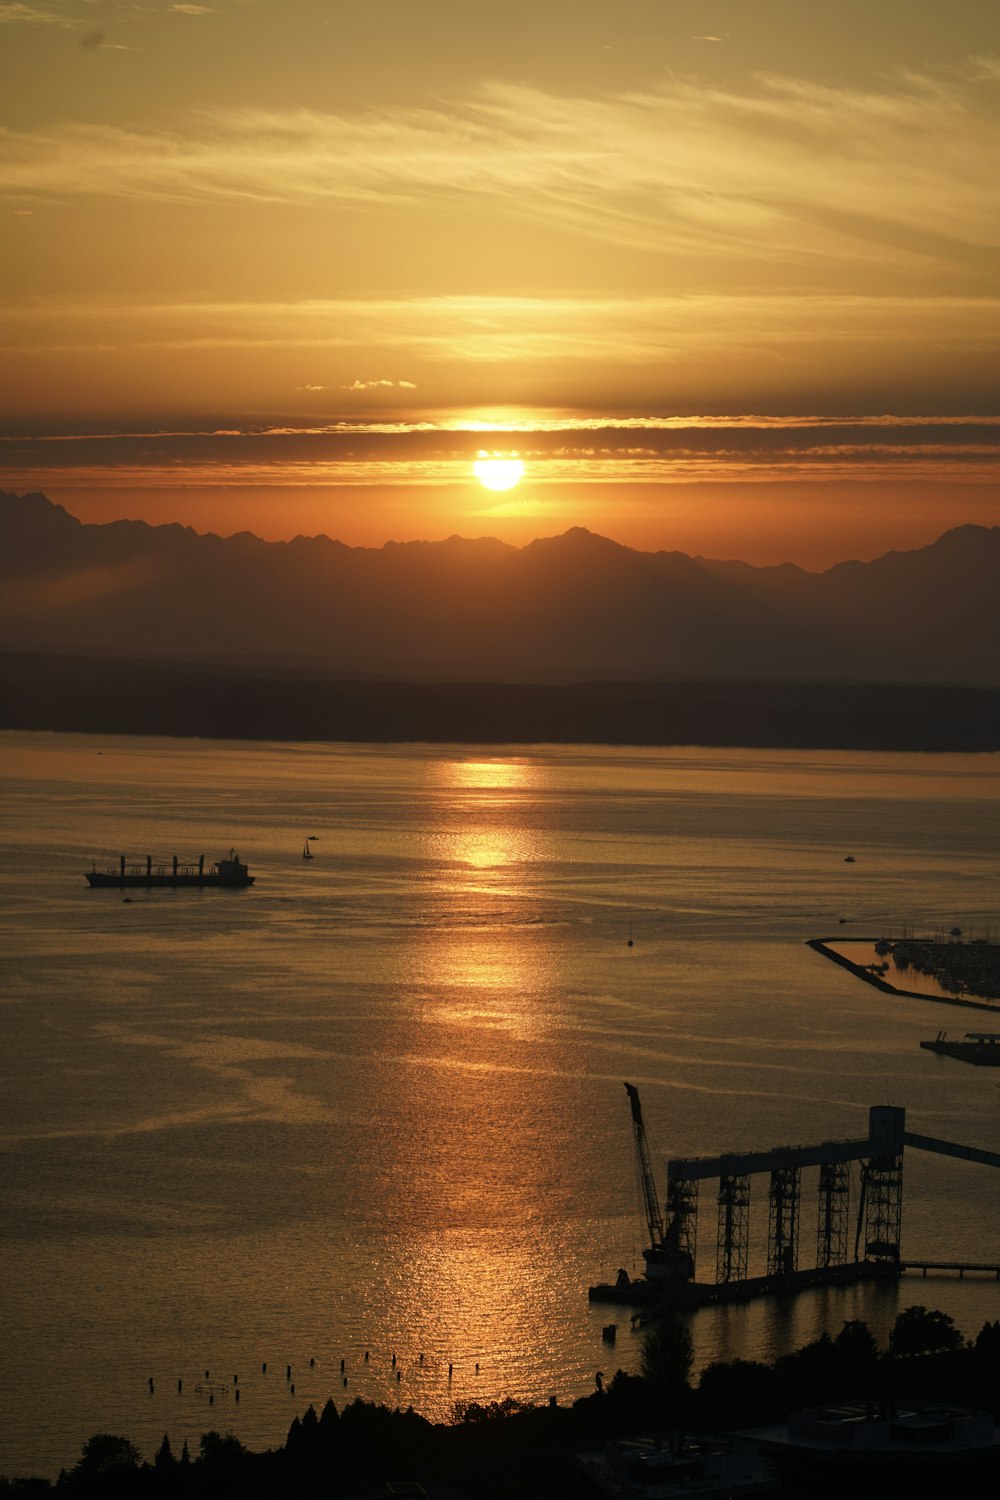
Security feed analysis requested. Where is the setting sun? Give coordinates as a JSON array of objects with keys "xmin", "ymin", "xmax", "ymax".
[{"xmin": 473, "ymin": 454, "xmax": 525, "ymax": 491}]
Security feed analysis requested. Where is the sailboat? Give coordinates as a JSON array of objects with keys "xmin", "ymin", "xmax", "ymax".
[{"xmin": 302, "ymin": 839, "xmax": 314, "ymax": 861}]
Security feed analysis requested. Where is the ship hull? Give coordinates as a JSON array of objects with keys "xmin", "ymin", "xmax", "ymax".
[
  {"xmin": 86, "ymin": 872, "xmax": 254, "ymax": 888},
  {"xmin": 920, "ymin": 1040, "xmax": 1000, "ymax": 1066}
]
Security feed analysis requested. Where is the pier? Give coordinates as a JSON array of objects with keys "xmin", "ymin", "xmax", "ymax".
[
  {"xmin": 595, "ymin": 1096, "xmax": 1000, "ymax": 1319},
  {"xmin": 902, "ymin": 1261, "xmax": 1000, "ymax": 1280}
]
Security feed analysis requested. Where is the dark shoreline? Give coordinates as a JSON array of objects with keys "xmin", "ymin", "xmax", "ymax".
[
  {"xmin": 3, "ymin": 652, "xmax": 999, "ymax": 752},
  {"xmin": 7, "ymin": 1315, "xmax": 999, "ymax": 1497}
]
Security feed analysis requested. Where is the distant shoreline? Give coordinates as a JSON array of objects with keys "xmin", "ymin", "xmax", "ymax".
[{"xmin": 3, "ymin": 652, "xmax": 999, "ymax": 753}]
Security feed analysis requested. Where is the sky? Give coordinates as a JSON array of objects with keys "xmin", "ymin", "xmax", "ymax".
[{"xmin": 2, "ymin": 0, "xmax": 999, "ymax": 567}]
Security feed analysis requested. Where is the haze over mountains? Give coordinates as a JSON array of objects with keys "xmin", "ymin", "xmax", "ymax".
[{"xmin": 3, "ymin": 490, "xmax": 998, "ymax": 686}]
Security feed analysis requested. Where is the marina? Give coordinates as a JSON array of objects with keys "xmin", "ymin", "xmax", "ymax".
[{"xmin": 809, "ymin": 938, "xmax": 1000, "ymax": 1012}]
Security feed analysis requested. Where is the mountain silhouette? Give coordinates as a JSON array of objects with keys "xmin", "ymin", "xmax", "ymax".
[{"xmin": 2, "ymin": 490, "xmax": 998, "ymax": 686}]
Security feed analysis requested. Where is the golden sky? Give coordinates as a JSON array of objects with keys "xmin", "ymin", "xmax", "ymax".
[{"xmin": 2, "ymin": 0, "xmax": 999, "ymax": 566}]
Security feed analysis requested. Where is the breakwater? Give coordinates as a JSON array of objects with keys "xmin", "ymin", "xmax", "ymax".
[{"xmin": 807, "ymin": 939, "xmax": 1000, "ymax": 1014}]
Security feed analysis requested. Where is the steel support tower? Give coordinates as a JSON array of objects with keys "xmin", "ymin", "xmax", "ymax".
[
  {"xmin": 664, "ymin": 1175, "xmax": 698, "ymax": 1270},
  {"xmin": 767, "ymin": 1166, "xmax": 800, "ymax": 1277},
  {"xmin": 716, "ymin": 1173, "xmax": 750, "ymax": 1283},
  {"xmin": 816, "ymin": 1159, "xmax": 851, "ymax": 1268}
]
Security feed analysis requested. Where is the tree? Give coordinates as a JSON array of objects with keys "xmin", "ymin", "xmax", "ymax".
[
  {"xmin": 834, "ymin": 1319, "xmax": 879, "ymax": 1375},
  {"xmin": 153, "ymin": 1434, "xmax": 176, "ymax": 1472},
  {"xmin": 197, "ymin": 1430, "xmax": 248, "ymax": 1475},
  {"xmin": 973, "ymin": 1320, "xmax": 1000, "ymax": 1369},
  {"xmin": 774, "ymin": 1332, "xmax": 840, "ymax": 1403},
  {"xmin": 639, "ymin": 1316, "xmax": 693, "ymax": 1396},
  {"xmin": 699, "ymin": 1359, "xmax": 775, "ymax": 1413},
  {"xmin": 284, "ymin": 1416, "xmax": 303, "ymax": 1456},
  {"xmin": 451, "ymin": 1397, "xmax": 526, "ymax": 1424},
  {"xmin": 889, "ymin": 1305, "xmax": 963, "ymax": 1357},
  {"xmin": 73, "ymin": 1435, "xmax": 141, "ymax": 1478}
]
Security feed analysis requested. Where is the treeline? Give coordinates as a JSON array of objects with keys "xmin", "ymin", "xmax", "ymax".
[
  {"xmin": 4, "ymin": 1308, "xmax": 1000, "ymax": 1498},
  {"xmin": 3, "ymin": 651, "xmax": 1000, "ymax": 751}
]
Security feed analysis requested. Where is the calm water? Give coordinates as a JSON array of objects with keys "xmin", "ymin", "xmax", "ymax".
[{"xmin": 2, "ymin": 733, "xmax": 999, "ymax": 1478}]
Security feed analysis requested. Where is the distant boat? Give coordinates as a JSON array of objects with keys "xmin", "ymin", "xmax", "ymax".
[
  {"xmin": 302, "ymin": 839, "xmax": 314, "ymax": 861},
  {"xmin": 86, "ymin": 849, "xmax": 253, "ymax": 888},
  {"xmin": 843, "ymin": 855, "xmax": 856, "ymax": 863}
]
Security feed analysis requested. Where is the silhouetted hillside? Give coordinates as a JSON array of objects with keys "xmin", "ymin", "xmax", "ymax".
[
  {"xmin": 2, "ymin": 652, "xmax": 997, "ymax": 750},
  {"xmin": 2, "ymin": 491, "xmax": 999, "ymax": 686}
]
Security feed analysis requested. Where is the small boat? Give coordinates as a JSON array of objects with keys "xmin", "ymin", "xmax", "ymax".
[
  {"xmin": 302, "ymin": 839, "xmax": 314, "ymax": 861},
  {"xmin": 843, "ymin": 855, "xmax": 856, "ymax": 863}
]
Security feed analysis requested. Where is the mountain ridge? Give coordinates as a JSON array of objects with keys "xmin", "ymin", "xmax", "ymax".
[{"xmin": 2, "ymin": 490, "xmax": 998, "ymax": 686}]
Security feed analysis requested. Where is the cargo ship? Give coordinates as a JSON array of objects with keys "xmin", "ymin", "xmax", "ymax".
[
  {"xmin": 920, "ymin": 1031, "xmax": 1000, "ymax": 1066},
  {"xmin": 86, "ymin": 849, "xmax": 254, "ymax": 888}
]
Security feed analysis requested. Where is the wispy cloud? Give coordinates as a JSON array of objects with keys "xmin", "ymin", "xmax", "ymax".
[
  {"xmin": 5, "ymin": 290, "xmax": 999, "ymax": 367},
  {"xmin": 342, "ymin": 378, "xmax": 417, "ymax": 391},
  {"xmin": 0, "ymin": 70, "xmax": 998, "ymax": 274},
  {"xmin": 0, "ymin": 2, "xmax": 81, "ymax": 25},
  {"xmin": 4, "ymin": 415, "xmax": 1000, "ymax": 493},
  {"xmin": 966, "ymin": 55, "xmax": 1000, "ymax": 81}
]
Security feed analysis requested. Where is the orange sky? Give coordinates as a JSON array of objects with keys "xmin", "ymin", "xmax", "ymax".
[{"xmin": 2, "ymin": 1, "xmax": 999, "ymax": 566}]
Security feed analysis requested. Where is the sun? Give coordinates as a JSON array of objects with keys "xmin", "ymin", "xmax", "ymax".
[{"xmin": 473, "ymin": 453, "xmax": 524, "ymax": 491}]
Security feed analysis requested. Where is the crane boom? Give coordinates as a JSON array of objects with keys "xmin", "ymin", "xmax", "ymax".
[{"xmin": 624, "ymin": 1082, "xmax": 666, "ymax": 1249}]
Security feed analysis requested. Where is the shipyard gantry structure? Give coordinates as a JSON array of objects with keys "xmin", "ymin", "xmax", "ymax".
[{"xmin": 590, "ymin": 1088, "xmax": 1000, "ymax": 1313}]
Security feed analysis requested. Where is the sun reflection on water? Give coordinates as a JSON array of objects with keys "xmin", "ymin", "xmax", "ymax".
[
  {"xmin": 339, "ymin": 1227, "xmax": 572, "ymax": 1420},
  {"xmin": 442, "ymin": 756, "xmax": 544, "ymax": 795},
  {"xmin": 344, "ymin": 750, "xmax": 593, "ymax": 1396}
]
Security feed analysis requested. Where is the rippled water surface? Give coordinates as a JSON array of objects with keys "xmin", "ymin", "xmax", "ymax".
[{"xmin": 2, "ymin": 734, "xmax": 999, "ymax": 1477}]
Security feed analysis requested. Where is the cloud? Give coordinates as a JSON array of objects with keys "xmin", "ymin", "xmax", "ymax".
[
  {"xmin": 0, "ymin": 70, "xmax": 997, "ymax": 277},
  {"xmin": 170, "ymin": 3, "xmax": 213, "ymax": 12},
  {"xmin": 966, "ymin": 55, "xmax": 1000, "ymax": 81},
  {"xmin": 6, "ymin": 289, "xmax": 999, "ymax": 377},
  {"xmin": 342, "ymin": 378, "xmax": 417, "ymax": 391},
  {"xmin": 4, "ymin": 413, "xmax": 1000, "ymax": 496},
  {"xmin": 0, "ymin": 2, "xmax": 81, "ymax": 24}
]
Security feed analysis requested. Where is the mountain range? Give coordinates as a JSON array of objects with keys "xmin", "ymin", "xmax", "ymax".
[{"xmin": 2, "ymin": 490, "xmax": 999, "ymax": 686}]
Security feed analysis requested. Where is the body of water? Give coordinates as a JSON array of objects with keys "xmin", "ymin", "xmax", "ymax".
[{"xmin": 2, "ymin": 733, "xmax": 999, "ymax": 1478}]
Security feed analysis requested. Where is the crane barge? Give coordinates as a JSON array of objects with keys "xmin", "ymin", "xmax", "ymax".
[{"xmin": 589, "ymin": 1083, "xmax": 695, "ymax": 1305}]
